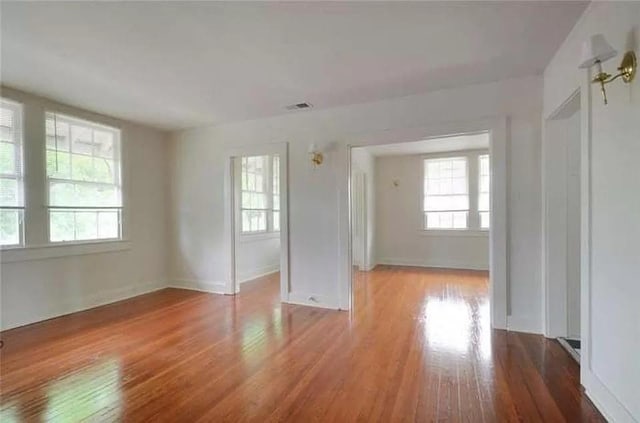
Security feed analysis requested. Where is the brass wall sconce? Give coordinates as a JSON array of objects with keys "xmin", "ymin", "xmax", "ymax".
[
  {"xmin": 578, "ymin": 34, "xmax": 636, "ymax": 105},
  {"xmin": 309, "ymin": 143, "xmax": 323, "ymax": 167}
]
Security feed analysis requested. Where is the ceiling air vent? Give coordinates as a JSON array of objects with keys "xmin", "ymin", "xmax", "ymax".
[{"xmin": 285, "ymin": 102, "xmax": 313, "ymax": 111}]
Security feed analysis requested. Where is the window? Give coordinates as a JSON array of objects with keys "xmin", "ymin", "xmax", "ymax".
[
  {"xmin": 424, "ymin": 157, "xmax": 469, "ymax": 229},
  {"xmin": 0, "ymin": 98, "xmax": 24, "ymax": 246},
  {"xmin": 240, "ymin": 154, "xmax": 280, "ymax": 234},
  {"xmin": 45, "ymin": 113, "xmax": 122, "ymax": 242},
  {"xmin": 478, "ymin": 154, "xmax": 490, "ymax": 229}
]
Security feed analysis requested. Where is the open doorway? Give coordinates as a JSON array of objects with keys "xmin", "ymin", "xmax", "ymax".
[
  {"xmin": 349, "ymin": 132, "xmax": 493, "ymax": 323},
  {"xmin": 225, "ymin": 143, "xmax": 289, "ymax": 301},
  {"xmin": 233, "ymin": 154, "xmax": 282, "ymax": 293},
  {"xmin": 544, "ymin": 91, "xmax": 581, "ymax": 362}
]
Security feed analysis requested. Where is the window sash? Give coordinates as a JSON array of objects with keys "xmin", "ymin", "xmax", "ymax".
[
  {"xmin": 48, "ymin": 207, "xmax": 122, "ymax": 243},
  {"xmin": 478, "ymin": 155, "xmax": 490, "ymax": 229},
  {"xmin": 423, "ymin": 157, "xmax": 469, "ymax": 229},
  {"xmin": 240, "ymin": 154, "xmax": 280, "ymax": 234},
  {"xmin": 1, "ymin": 98, "xmax": 24, "ymax": 246},
  {"xmin": 45, "ymin": 112, "xmax": 122, "ymax": 242}
]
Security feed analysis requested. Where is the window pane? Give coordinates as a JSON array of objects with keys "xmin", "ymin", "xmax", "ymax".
[
  {"xmin": 0, "ymin": 142, "xmax": 15, "ymax": 174},
  {"xmin": 49, "ymin": 181, "xmax": 120, "ymax": 207},
  {"xmin": 70, "ymin": 125, "xmax": 93, "ymax": 155},
  {"xmin": 480, "ymin": 212, "xmax": 490, "ymax": 229},
  {"xmin": 71, "ymin": 154, "xmax": 117, "ymax": 183},
  {"xmin": 0, "ymin": 208, "xmax": 21, "ymax": 246},
  {"xmin": 75, "ymin": 211, "xmax": 98, "ymax": 240},
  {"xmin": 0, "ymin": 177, "xmax": 19, "ymax": 207},
  {"xmin": 47, "ymin": 150, "xmax": 72, "ymax": 179},
  {"xmin": 50, "ymin": 211, "xmax": 76, "ymax": 242},
  {"xmin": 50, "ymin": 209, "xmax": 120, "ymax": 242},
  {"xmin": 425, "ymin": 211, "xmax": 468, "ymax": 230},
  {"xmin": 479, "ymin": 193, "xmax": 490, "ymax": 212},
  {"xmin": 273, "ymin": 210, "xmax": 280, "ymax": 232},
  {"xmin": 478, "ymin": 155, "xmax": 490, "ymax": 228},
  {"xmin": 98, "ymin": 211, "xmax": 119, "ymax": 239}
]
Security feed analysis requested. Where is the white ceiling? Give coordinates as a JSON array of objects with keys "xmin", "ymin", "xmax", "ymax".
[
  {"xmin": 362, "ymin": 133, "xmax": 489, "ymax": 157},
  {"xmin": 0, "ymin": 1, "xmax": 587, "ymax": 130}
]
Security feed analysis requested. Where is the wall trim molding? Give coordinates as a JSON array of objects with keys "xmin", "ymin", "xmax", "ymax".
[
  {"xmin": 583, "ymin": 369, "xmax": 636, "ymax": 423},
  {"xmin": 1, "ymin": 280, "xmax": 166, "ymax": 331},
  {"xmin": 377, "ymin": 258, "xmax": 489, "ymax": 271},
  {"xmin": 168, "ymin": 279, "xmax": 227, "ymax": 295}
]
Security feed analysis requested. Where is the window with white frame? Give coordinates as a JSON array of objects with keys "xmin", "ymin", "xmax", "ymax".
[
  {"xmin": 45, "ymin": 112, "xmax": 122, "ymax": 242},
  {"xmin": 424, "ymin": 157, "xmax": 469, "ymax": 229},
  {"xmin": 241, "ymin": 154, "xmax": 280, "ymax": 234},
  {"xmin": 0, "ymin": 98, "xmax": 25, "ymax": 246},
  {"xmin": 478, "ymin": 154, "xmax": 491, "ymax": 229}
]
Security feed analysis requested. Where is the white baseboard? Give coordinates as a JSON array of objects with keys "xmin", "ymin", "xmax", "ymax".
[
  {"xmin": 377, "ymin": 257, "xmax": 489, "ymax": 271},
  {"xmin": 168, "ymin": 279, "xmax": 227, "ymax": 295},
  {"xmin": 506, "ymin": 315, "xmax": 543, "ymax": 334},
  {"xmin": 583, "ymin": 368, "xmax": 637, "ymax": 423},
  {"xmin": 285, "ymin": 292, "xmax": 339, "ymax": 310},
  {"xmin": 238, "ymin": 265, "xmax": 280, "ymax": 283},
  {"xmin": 1, "ymin": 280, "xmax": 166, "ymax": 331}
]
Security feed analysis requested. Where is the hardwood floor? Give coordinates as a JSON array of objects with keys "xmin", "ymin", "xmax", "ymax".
[{"xmin": 0, "ymin": 267, "xmax": 603, "ymax": 422}]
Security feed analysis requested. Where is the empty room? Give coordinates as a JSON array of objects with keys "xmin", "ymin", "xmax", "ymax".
[{"xmin": 1, "ymin": 2, "xmax": 638, "ymax": 422}]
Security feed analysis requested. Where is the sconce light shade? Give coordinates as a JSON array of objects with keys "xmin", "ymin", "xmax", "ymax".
[{"xmin": 579, "ymin": 34, "xmax": 617, "ymax": 68}]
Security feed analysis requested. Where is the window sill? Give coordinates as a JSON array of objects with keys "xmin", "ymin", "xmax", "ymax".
[
  {"xmin": 0, "ymin": 239, "xmax": 131, "ymax": 263},
  {"xmin": 420, "ymin": 230, "xmax": 489, "ymax": 238}
]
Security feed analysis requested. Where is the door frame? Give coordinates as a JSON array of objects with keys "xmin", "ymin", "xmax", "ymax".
[
  {"xmin": 542, "ymin": 88, "xmax": 582, "ymax": 339},
  {"xmin": 342, "ymin": 117, "xmax": 508, "ymax": 329},
  {"xmin": 223, "ymin": 142, "xmax": 290, "ymax": 301}
]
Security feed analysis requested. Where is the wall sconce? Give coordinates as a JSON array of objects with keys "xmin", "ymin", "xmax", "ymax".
[
  {"xmin": 578, "ymin": 34, "xmax": 636, "ymax": 105},
  {"xmin": 309, "ymin": 143, "xmax": 323, "ymax": 167}
]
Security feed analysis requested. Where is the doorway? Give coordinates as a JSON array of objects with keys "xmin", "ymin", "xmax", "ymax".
[
  {"xmin": 225, "ymin": 143, "xmax": 289, "ymax": 301},
  {"xmin": 349, "ymin": 132, "xmax": 495, "ymax": 320},
  {"xmin": 544, "ymin": 90, "xmax": 581, "ymax": 361}
]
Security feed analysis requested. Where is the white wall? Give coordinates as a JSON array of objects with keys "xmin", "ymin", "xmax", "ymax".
[
  {"xmin": 351, "ymin": 148, "xmax": 376, "ymax": 271},
  {"xmin": 375, "ymin": 153, "xmax": 489, "ymax": 270},
  {"xmin": 0, "ymin": 87, "xmax": 170, "ymax": 330},
  {"xmin": 543, "ymin": 2, "xmax": 640, "ymax": 421},
  {"xmin": 236, "ymin": 235, "xmax": 280, "ymax": 283},
  {"xmin": 169, "ymin": 74, "xmax": 543, "ymax": 331}
]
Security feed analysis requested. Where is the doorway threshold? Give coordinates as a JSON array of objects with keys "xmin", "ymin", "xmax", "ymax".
[{"xmin": 558, "ymin": 337, "xmax": 581, "ymax": 364}]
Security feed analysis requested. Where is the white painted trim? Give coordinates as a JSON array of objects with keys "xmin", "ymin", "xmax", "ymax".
[
  {"xmin": 0, "ymin": 240, "xmax": 131, "ymax": 263},
  {"xmin": 168, "ymin": 279, "xmax": 227, "ymax": 295},
  {"xmin": 223, "ymin": 142, "xmax": 290, "ymax": 301},
  {"xmin": 343, "ymin": 118, "xmax": 508, "ymax": 330},
  {"xmin": 238, "ymin": 266, "xmax": 280, "ymax": 284},
  {"xmin": 583, "ymin": 370, "xmax": 636, "ymax": 423},
  {"xmin": 542, "ymin": 87, "xmax": 581, "ymax": 339},
  {"xmin": 377, "ymin": 258, "xmax": 488, "ymax": 271},
  {"xmin": 1, "ymin": 280, "xmax": 165, "ymax": 331},
  {"xmin": 285, "ymin": 292, "xmax": 339, "ymax": 310}
]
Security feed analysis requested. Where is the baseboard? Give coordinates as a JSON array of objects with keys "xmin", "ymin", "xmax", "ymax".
[
  {"xmin": 507, "ymin": 315, "xmax": 543, "ymax": 335},
  {"xmin": 1, "ymin": 280, "xmax": 166, "ymax": 331},
  {"xmin": 285, "ymin": 292, "xmax": 340, "ymax": 310},
  {"xmin": 168, "ymin": 279, "xmax": 227, "ymax": 295},
  {"xmin": 238, "ymin": 265, "xmax": 280, "ymax": 283},
  {"xmin": 583, "ymin": 368, "xmax": 637, "ymax": 423},
  {"xmin": 377, "ymin": 257, "xmax": 489, "ymax": 271}
]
